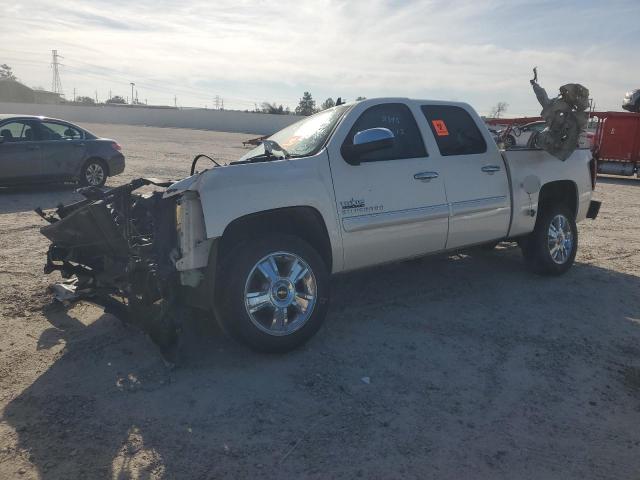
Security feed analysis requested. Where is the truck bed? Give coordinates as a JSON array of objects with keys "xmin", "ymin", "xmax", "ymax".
[{"xmin": 501, "ymin": 148, "xmax": 594, "ymax": 238}]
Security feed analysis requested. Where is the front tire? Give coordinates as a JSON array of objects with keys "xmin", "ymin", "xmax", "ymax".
[
  {"xmin": 214, "ymin": 234, "xmax": 330, "ymax": 352},
  {"xmin": 80, "ymin": 159, "xmax": 107, "ymax": 187},
  {"xmin": 520, "ymin": 205, "xmax": 578, "ymax": 275}
]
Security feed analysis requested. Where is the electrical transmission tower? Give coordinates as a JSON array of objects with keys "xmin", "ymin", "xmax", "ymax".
[{"xmin": 51, "ymin": 50, "xmax": 64, "ymax": 95}]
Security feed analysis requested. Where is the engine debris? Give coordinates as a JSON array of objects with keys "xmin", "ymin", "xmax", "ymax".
[{"xmin": 530, "ymin": 67, "xmax": 589, "ymax": 161}]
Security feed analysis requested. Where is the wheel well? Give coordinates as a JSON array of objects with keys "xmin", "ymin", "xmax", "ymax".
[
  {"xmin": 538, "ymin": 180, "xmax": 578, "ymax": 217},
  {"xmin": 218, "ymin": 207, "xmax": 333, "ymax": 272},
  {"xmin": 82, "ymin": 157, "xmax": 109, "ymax": 176}
]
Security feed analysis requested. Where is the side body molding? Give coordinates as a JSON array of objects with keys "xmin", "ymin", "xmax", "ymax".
[{"xmin": 342, "ymin": 204, "xmax": 449, "ymax": 233}]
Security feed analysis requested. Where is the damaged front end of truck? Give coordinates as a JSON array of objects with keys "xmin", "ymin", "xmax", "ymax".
[{"xmin": 36, "ymin": 175, "xmax": 215, "ymax": 358}]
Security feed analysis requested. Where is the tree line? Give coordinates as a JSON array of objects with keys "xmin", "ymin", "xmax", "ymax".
[
  {"xmin": 3, "ymin": 62, "xmax": 369, "ymax": 114},
  {"xmin": 258, "ymin": 92, "xmax": 367, "ymax": 116}
]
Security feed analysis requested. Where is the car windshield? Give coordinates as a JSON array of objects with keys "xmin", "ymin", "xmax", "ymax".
[{"xmin": 238, "ymin": 105, "xmax": 350, "ymax": 161}]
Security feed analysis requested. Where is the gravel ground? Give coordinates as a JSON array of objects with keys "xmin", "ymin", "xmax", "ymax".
[{"xmin": 0, "ymin": 123, "xmax": 639, "ymax": 480}]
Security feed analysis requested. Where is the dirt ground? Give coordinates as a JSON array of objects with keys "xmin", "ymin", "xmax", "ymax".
[{"xmin": 1, "ymin": 123, "xmax": 639, "ymax": 480}]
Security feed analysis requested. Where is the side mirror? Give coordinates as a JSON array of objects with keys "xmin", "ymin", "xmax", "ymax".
[{"xmin": 341, "ymin": 127, "xmax": 395, "ymax": 165}]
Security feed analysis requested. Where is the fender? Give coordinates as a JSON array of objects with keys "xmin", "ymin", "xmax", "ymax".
[{"xmin": 184, "ymin": 150, "xmax": 345, "ymax": 273}]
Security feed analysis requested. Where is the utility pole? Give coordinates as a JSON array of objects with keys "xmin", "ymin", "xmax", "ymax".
[
  {"xmin": 109, "ymin": 89, "xmax": 112, "ymax": 101},
  {"xmin": 221, "ymin": 98, "xmax": 224, "ymax": 110},
  {"xmin": 174, "ymin": 95, "xmax": 177, "ymax": 108},
  {"xmin": 95, "ymin": 90, "xmax": 98, "ymax": 103},
  {"xmin": 214, "ymin": 95, "xmax": 221, "ymax": 110},
  {"xmin": 51, "ymin": 50, "xmax": 63, "ymax": 95},
  {"xmin": 130, "ymin": 82, "xmax": 135, "ymax": 105},
  {"xmin": 73, "ymin": 87, "xmax": 76, "ymax": 102}
]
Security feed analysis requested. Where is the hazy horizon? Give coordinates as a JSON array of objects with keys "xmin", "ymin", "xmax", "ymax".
[{"xmin": 1, "ymin": 0, "xmax": 638, "ymax": 116}]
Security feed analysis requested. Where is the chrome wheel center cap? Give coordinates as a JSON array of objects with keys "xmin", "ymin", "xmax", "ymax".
[{"xmin": 271, "ymin": 280, "xmax": 294, "ymax": 306}]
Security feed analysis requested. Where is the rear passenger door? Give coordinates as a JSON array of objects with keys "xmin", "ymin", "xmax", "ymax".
[
  {"xmin": 36, "ymin": 121, "xmax": 87, "ymax": 178},
  {"xmin": 420, "ymin": 104, "xmax": 510, "ymax": 249}
]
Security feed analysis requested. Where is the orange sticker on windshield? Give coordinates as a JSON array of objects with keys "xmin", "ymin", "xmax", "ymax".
[{"xmin": 432, "ymin": 120, "xmax": 449, "ymax": 136}]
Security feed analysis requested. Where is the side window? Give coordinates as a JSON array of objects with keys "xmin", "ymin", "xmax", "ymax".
[
  {"xmin": 39, "ymin": 122, "xmax": 83, "ymax": 141},
  {"xmin": 343, "ymin": 103, "xmax": 427, "ymax": 162},
  {"xmin": 421, "ymin": 105, "xmax": 487, "ymax": 156},
  {"xmin": 0, "ymin": 121, "xmax": 36, "ymax": 142}
]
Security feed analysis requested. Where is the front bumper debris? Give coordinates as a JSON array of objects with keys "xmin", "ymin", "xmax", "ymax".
[{"xmin": 36, "ymin": 178, "xmax": 187, "ymax": 358}]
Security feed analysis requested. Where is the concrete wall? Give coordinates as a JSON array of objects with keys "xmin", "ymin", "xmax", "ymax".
[{"xmin": 0, "ymin": 102, "xmax": 302, "ymax": 135}]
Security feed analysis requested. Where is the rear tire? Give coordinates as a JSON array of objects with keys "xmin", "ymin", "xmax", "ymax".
[
  {"xmin": 520, "ymin": 205, "xmax": 578, "ymax": 275},
  {"xmin": 214, "ymin": 234, "xmax": 330, "ymax": 353},
  {"xmin": 79, "ymin": 159, "xmax": 107, "ymax": 187}
]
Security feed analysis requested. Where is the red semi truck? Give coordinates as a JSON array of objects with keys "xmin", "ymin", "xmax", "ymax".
[{"xmin": 592, "ymin": 112, "xmax": 640, "ymax": 177}]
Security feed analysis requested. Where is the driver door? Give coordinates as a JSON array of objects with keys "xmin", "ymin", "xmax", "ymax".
[{"xmin": 326, "ymin": 101, "xmax": 449, "ymax": 271}]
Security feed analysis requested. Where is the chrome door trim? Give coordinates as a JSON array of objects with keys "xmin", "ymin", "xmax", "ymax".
[
  {"xmin": 481, "ymin": 165, "xmax": 501, "ymax": 174},
  {"xmin": 450, "ymin": 195, "xmax": 509, "ymax": 217},
  {"xmin": 342, "ymin": 204, "xmax": 449, "ymax": 233}
]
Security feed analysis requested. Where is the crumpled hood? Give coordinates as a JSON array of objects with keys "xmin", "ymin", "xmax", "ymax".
[{"xmin": 163, "ymin": 172, "xmax": 205, "ymax": 198}]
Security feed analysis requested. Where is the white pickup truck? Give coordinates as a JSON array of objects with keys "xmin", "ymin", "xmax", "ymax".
[{"xmin": 39, "ymin": 98, "xmax": 600, "ymax": 354}]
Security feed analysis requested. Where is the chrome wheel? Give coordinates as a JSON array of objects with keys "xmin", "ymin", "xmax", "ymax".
[
  {"xmin": 547, "ymin": 214, "xmax": 573, "ymax": 264},
  {"xmin": 244, "ymin": 252, "xmax": 317, "ymax": 336},
  {"xmin": 85, "ymin": 162, "xmax": 105, "ymax": 186}
]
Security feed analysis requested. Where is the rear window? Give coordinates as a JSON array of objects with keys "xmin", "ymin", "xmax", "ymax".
[
  {"xmin": 421, "ymin": 105, "xmax": 487, "ymax": 156},
  {"xmin": 39, "ymin": 122, "xmax": 83, "ymax": 140}
]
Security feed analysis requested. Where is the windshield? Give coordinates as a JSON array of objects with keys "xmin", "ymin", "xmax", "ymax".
[{"xmin": 238, "ymin": 105, "xmax": 350, "ymax": 161}]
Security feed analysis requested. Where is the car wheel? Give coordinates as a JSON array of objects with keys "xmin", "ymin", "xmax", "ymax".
[
  {"xmin": 80, "ymin": 159, "xmax": 107, "ymax": 187},
  {"xmin": 520, "ymin": 205, "xmax": 578, "ymax": 275},
  {"xmin": 503, "ymin": 135, "xmax": 516, "ymax": 149},
  {"xmin": 528, "ymin": 131, "xmax": 543, "ymax": 149},
  {"xmin": 214, "ymin": 234, "xmax": 330, "ymax": 352}
]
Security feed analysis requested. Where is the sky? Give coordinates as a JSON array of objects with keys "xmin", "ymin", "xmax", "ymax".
[{"xmin": 1, "ymin": 0, "xmax": 638, "ymax": 116}]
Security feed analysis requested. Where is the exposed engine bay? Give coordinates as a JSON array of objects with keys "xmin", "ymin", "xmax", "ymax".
[{"xmin": 36, "ymin": 177, "xmax": 191, "ymax": 357}]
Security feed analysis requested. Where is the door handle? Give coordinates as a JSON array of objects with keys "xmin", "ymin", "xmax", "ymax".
[
  {"xmin": 73, "ymin": 143, "xmax": 85, "ymax": 147},
  {"xmin": 481, "ymin": 165, "xmax": 501, "ymax": 174},
  {"xmin": 414, "ymin": 171, "xmax": 439, "ymax": 182},
  {"xmin": 26, "ymin": 145, "xmax": 40, "ymax": 151}
]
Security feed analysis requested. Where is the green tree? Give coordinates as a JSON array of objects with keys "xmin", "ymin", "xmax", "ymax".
[
  {"xmin": 261, "ymin": 102, "xmax": 286, "ymax": 114},
  {"xmin": 75, "ymin": 96, "xmax": 95, "ymax": 105},
  {"xmin": 106, "ymin": 96, "xmax": 127, "ymax": 105},
  {"xmin": 0, "ymin": 64, "xmax": 16, "ymax": 80},
  {"xmin": 295, "ymin": 91, "xmax": 316, "ymax": 116},
  {"xmin": 320, "ymin": 97, "xmax": 335, "ymax": 110}
]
